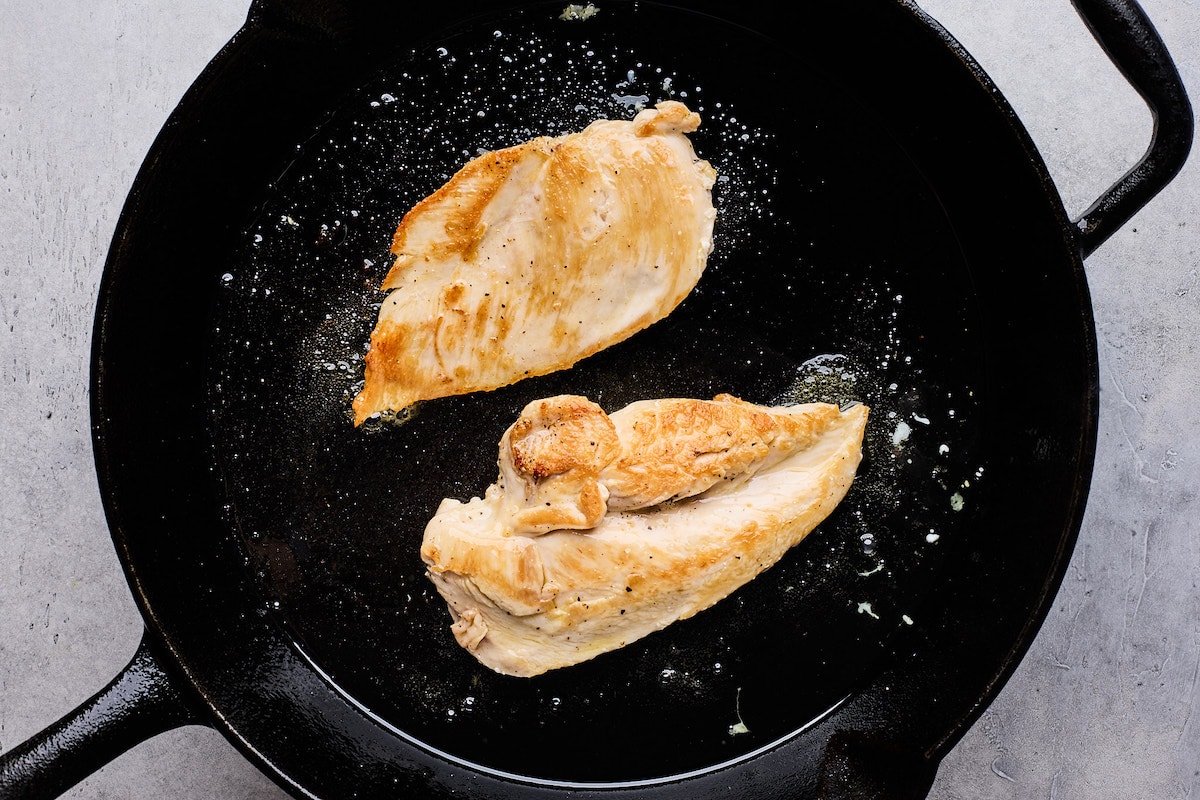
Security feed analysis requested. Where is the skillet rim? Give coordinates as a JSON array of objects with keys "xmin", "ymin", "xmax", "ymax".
[{"xmin": 88, "ymin": 1, "xmax": 1099, "ymax": 796}]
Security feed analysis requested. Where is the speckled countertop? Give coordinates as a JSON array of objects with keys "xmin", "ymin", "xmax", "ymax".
[{"xmin": 2, "ymin": 1, "xmax": 1197, "ymax": 797}]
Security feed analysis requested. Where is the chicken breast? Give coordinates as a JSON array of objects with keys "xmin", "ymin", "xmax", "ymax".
[
  {"xmin": 421, "ymin": 394, "xmax": 869, "ymax": 677},
  {"xmin": 352, "ymin": 101, "xmax": 717, "ymax": 425}
]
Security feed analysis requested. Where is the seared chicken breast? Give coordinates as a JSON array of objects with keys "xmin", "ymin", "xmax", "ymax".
[
  {"xmin": 421, "ymin": 394, "xmax": 869, "ymax": 677},
  {"xmin": 352, "ymin": 101, "xmax": 717, "ymax": 425}
]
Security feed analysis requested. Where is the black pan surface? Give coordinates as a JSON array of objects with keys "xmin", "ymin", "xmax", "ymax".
[{"xmin": 211, "ymin": 6, "xmax": 982, "ymax": 782}]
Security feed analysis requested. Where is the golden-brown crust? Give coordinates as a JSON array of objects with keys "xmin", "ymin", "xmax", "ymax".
[
  {"xmin": 421, "ymin": 395, "xmax": 870, "ymax": 676},
  {"xmin": 385, "ymin": 145, "xmax": 536, "ymax": 287},
  {"xmin": 632, "ymin": 99, "xmax": 701, "ymax": 136},
  {"xmin": 601, "ymin": 397, "xmax": 838, "ymax": 510},
  {"xmin": 351, "ymin": 103, "xmax": 716, "ymax": 425},
  {"xmin": 499, "ymin": 396, "xmax": 619, "ymax": 533},
  {"xmin": 508, "ymin": 395, "xmax": 618, "ymax": 479}
]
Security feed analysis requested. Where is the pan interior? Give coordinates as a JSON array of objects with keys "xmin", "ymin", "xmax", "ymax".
[{"xmin": 209, "ymin": 5, "xmax": 984, "ymax": 784}]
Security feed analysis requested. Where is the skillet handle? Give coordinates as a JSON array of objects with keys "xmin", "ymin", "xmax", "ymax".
[
  {"xmin": 0, "ymin": 631, "xmax": 204, "ymax": 800},
  {"xmin": 1068, "ymin": 0, "xmax": 1193, "ymax": 258}
]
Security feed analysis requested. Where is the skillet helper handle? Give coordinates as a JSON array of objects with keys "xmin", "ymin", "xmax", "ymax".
[
  {"xmin": 0, "ymin": 632, "xmax": 203, "ymax": 800},
  {"xmin": 1068, "ymin": 0, "xmax": 1193, "ymax": 258}
]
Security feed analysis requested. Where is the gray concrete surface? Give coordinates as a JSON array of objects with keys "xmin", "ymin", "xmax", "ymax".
[{"xmin": 1, "ymin": 1, "xmax": 1197, "ymax": 797}]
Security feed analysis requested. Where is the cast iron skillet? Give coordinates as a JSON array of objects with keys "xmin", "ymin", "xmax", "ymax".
[{"xmin": 0, "ymin": 0, "xmax": 1192, "ymax": 798}]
